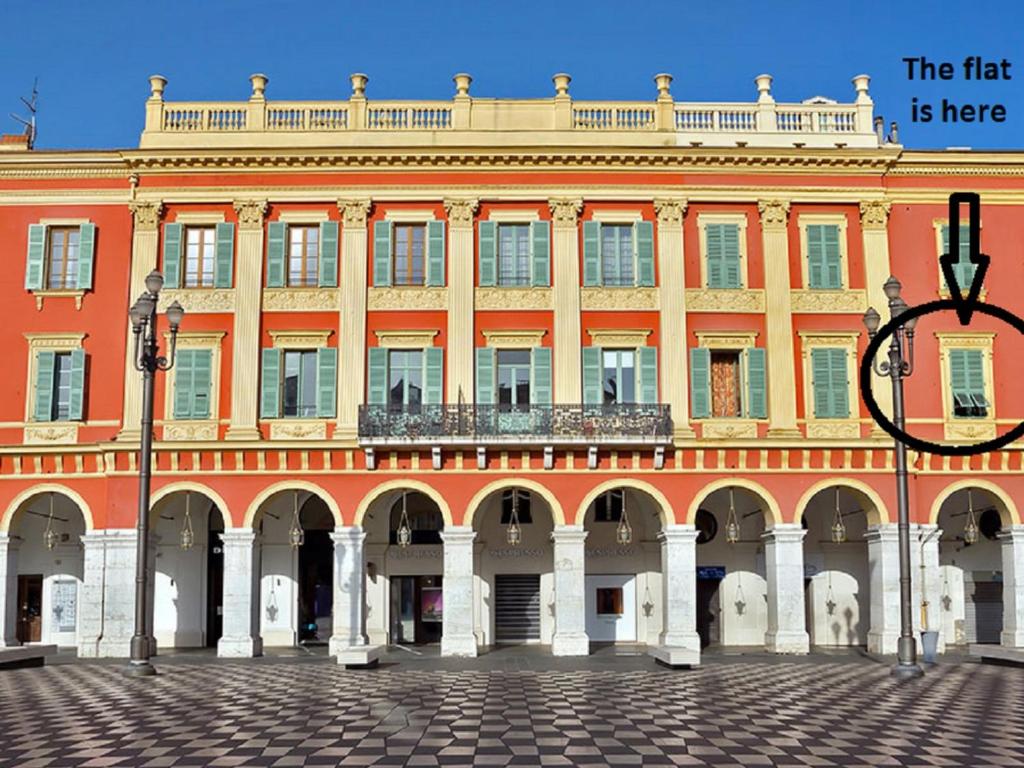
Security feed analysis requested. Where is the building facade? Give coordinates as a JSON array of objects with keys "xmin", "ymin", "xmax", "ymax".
[{"xmin": 1, "ymin": 71, "xmax": 1023, "ymax": 660}]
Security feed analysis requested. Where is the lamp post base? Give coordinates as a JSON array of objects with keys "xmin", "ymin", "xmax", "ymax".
[
  {"xmin": 124, "ymin": 660, "xmax": 157, "ymax": 676},
  {"xmin": 890, "ymin": 661, "xmax": 924, "ymax": 679}
]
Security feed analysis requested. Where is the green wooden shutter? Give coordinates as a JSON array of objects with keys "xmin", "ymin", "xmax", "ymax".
[
  {"xmin": 318, "ymin": 221, "xmax": 339, "ymax": 287},
  {"xmin": 76, "ymin": 223, "xmax": 96, "ymax": 290},
  {"xmin": 475, "ymin": 347, "xmax": 495, "ymax": 405},
  {"xmin": 830, "ymin": 348, "xmax": 849, "ymax": 418},
  {"xmin": 478, "ymin": 221, "xmax": 497, "ymax": 287},
  {"xmin": 689, "ymin": 348, "xmax": 711, "ymax": 419},
  {"xmin": 162, "ymin": 223, "xmax": 183, "ymax": 289},
  {"xmin": 582, "ymin": 347, "xmax": 603, "ymax": 405},
  {"xmin": 822, "ymin": 224, "xmax": 842, "ymax": 288},
  {"xmin": 531, "ymin": 221, "xmax": 550, "ymax": 287},
  {"xmin": 583, "ymin": 221, "xmax": 601, "ymax": 286},
  {"xmin": 744, "ymin": 347, "xmax": 767, "ymax": 419},
  {"xmin": 949, "ymin": 348, "xmax": 968, "ymax": 411},
  {"xmin": 173, "ymin": 349, "xmax": 195, "ymax": 419},
  {"xmin": 532, "ymin": 347, "xmax": 552, "ymax": 406},
  {"xmin": 810, "ymin": 348, "xmax": 834, "ymax": 418},
  {"xmin": 214, "ymin": 223, "xmax": 235, "ymax": 288},
  {"xmin": 635, "ymin": 221, "xmax": 655, "ymax": 286},
  {"xmin": 192, "ymin": 349, "xmax": 212, "ymax": 419},
  {"xmin": 423, "ymin": 347, "xmax": 444, "ymax": 405},
  {"xmin": 942, "ymin": 224, "xmax": 976, "ymax": 288},
  {"xmin": 266, "ymin": 222, "xmax": 287, "ymax": 288},
  {"xmin": 260, "ymin": 348, "xmax": 281, "ymax": 419},
  {"xmin": 806, "ymin": 224, "xmax": 825, "ymax": 289},
  {"xmin": 68, "ymin": 349, "xmax": 86, "ymax": 421},
  {"xmin": 316, "ymin": 347, "xmax": 338, "ymax": 418},
  {"xmin": 426, "ymin": 220, "xmax": 445, "ymax": 286},
  {"xmin": 33, "ymin": 351, "xmax": 56, "ymax": 422},
  {"xmin": 24, "ymin": 224, "xmax": 46, "ymax": 290},
  {"xmin": 367, "ymin": 347, "xmax": 389, "ymax": 405},
  {"xmin": 705, "ymin": 223, "xmax": 725, "ymax": 288},
  {"xmin": 722, "ymin": 224, "xmax": 741, "ymax": 288},
  {"xmin": 373, "ymin": 221, "xmax": 392, "ymax": 286},
  {"xmin": 637, "ymin": 346, "xmax": 658, "ymax": 404},
  {"xmin": 965, "ymin": 349, "xmax": 986, "ymax": 403}
]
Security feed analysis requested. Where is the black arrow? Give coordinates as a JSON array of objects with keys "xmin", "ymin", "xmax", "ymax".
[{"xmin": 939, "ymin": 191, "xmax": 990, "ymax": 325}]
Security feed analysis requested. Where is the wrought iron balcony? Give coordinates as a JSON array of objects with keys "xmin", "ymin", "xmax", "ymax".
[{"xmin": 357, "ymin": 404, "xmax": 672, "ymax": 446}]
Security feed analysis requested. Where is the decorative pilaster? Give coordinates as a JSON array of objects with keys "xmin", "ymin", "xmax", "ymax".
[
  {"xmin": 118, "ymin": 201, "xmax": 164, "ymax": 441},
  {"xmin": 441, "ymin": 526, "xmax": 478, "ymax": 656},
  {"xmin": 659, "ymin": 525, "xmax": 700, "ymax": 651},
  {"xmin": 329, "ymin": 527, "xmax": 367, "ymax": 656},
  {"xmin": 654, "ymin": 199, "xmax": 694, "ymax": 439},
  {"xmin": 444, "ymin": 199, "xmax": 479, "ymax": 403},
  {"xmin": 860, "ymin": 201, "xmax": 895, "ymax": 432},
  {"xmin": 218, "ymin": 529, "xmax": 263, "ymax": 657},
  {"xmin": 551, "ymin": 525, "xmax": 589, "ymax": 656},
  {"xmin": 336, "ymin": 199, "xmax": 372, "ymax": 441},
  {"xmin": 0, "ymin": 535, "xmax": 18, "ymax": 647},
  {"xmin": 758, "ymin": 200, "xmax": 800, "ymax": 437},
  {"xmin": 762, "ymin": 524, "xmax": 810, "ymax": 653},
  {"xmin": 78, "ymin": 530, "xmax": 138, "ymax": 658},
  {"xmin": 550, "ymin": 199, "xmax": 583, "ymax": 404},
  {"xmin": 1000, "ymin": 526, "xmax": 1024, "ymax": 648},
  {"xmin": 865, "ymin": 524, "xmax": 901, "ymax": 654},
  {"xmin": 226, "ymin": 200, "xmax": 268, "ymax": 441}
]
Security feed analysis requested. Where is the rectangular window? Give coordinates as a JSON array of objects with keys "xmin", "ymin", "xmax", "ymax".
[
  {"xmin": 287, "ymin": 225, "xmax": 320, "ymax": 287},
  {"xmin": 602, "ymin": 349, "xmax": 636, "ymax": 405},
  {"xmin": 393, "ymin": 223, "xmax": 426, "ymax": 286},
  {"xmin": 47, "ymin": 228, "xmax": 80, "ymax": 290},
  {"xmin": 950, "ymin": 348, "xmax": 988, "ymax": 418},
  {"xmin": 596, "ymin": 587, "xmax": 624, "ymax": 616},
  {"xmin": 710, "ymin": 351, "xmax": 742, "ymax": 418},
  {"xmin": 282, "ymin": 349, "xmax": 319, "ymax": 418},
  {"xmin": 806, "ymin": 224, "xmax": 842, "ymax": 289},
  {"xmin": 600, "ymin": 224, "xmax": 635, "ymax": 287},
  {"xmin": 388, "ymin": 349, "xmax": 424, "ymax": 411},
  {"xmin": 497, "ymin": 224, "xmax": 531, "ymax": 286},
  {"xmin": 942, "ymin": 224, "xmax": 976, "ymax": 288},
  {"xmin": 51, "ymin": 352, "xmax": 73, "ymax": 421},
  {"xmin": 496, "ymin": 349, "xmax": 532, "ymax": 410},
  {"xmin": 184, "ymin": 227, "xmax": 216, "ymax": 288}
]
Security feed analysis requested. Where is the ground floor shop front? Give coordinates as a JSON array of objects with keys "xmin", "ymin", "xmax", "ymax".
[{"xmin": 2, "ymin": 471, "xmax": 1023, "ymax": 661}]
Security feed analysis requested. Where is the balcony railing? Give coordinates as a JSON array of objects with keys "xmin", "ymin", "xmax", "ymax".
[{"xmin": 358, "ymin": 404, "xmax": 672, "ymax": 445}]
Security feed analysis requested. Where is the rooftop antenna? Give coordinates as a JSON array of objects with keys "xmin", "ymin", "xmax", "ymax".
[{"xmin": 10, "ymin": 78, "xmax": 38, "ymax": 149}]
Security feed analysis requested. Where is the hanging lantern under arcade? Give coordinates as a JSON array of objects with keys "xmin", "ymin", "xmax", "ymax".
[
  {"xmin": 397, "ymin": 491, "xmax": 412, "ymax": 548},
  {"xmin": 289, "ymin": 491, "xmax": 305, "ymax": 549},
  {"xmin": 831, "ymin": 488, "xmax": 847, "ymax": 544},
  {"xmin": 963, "ymin": 490, "xmax": 979, "ymax": 545},
  {"xmin": 180, "ymin": 491, "xmax": 195, "ymax": 550},
  {"xmin": 506, "ymin": 490, "xmax": 522, "ymax": 547},
  {"xmin": 615, "ymin": 491, "xmax": 633, "ymax": 546},
  {"xmin": 725, "ymin": 488, "xmax": 740, "ymax": 544},
  {"xmin": 44, "ymin": 493, "xmax": 59, "ymax": 551}
]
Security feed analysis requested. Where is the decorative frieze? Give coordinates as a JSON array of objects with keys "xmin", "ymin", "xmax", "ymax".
[
  {"xmin": 23, "ymin": 423, "xmax": 79, "ymax": 445},
  {"xmin": 805, "ymin": 422, "xmax": 860, "ymax": 439},
  {"xmin": 163, "ymin": 422, "xmax": 217, "ymax": 442},
  {"xmin": 789, "ymin": 289, "xmax": 867, "ymax": 313},
  {"xmin": 548, "ymin": 198, "xmax": 583, "ymax": 228},
  {"xmin": 338, "ymin": 199, "xmax": 372, "ymax": 228},
  {"xmin": 367, "ymin": 287, "xmax": 447, "ymax": 310},
  {"xmin": 475, "ymin": 287, "xmax": 552, "ymax": 310},
  {"xmin": 269, "ymin": 420, "xmax": 328, "ymax": 440},
  {"xmin": 159, "ymin": 289, "xmax": 235, "ymax": 314},
  {"xmin": 443, "ymin": 198, "xmax": 479, "ymax": 228},
  {"xmin": 580, "ymin": 286, "xmax": 658, "ymax": 310},
  {"xmin": 758, "ymin": 199, "xmax": 790, "ymax": 229},
  {"xmin": 700, "ymin": 421, "xmax": 758, "ymax": 440},
  {"xmin": 859, "ymin": 201, "xmax": 891, "ymax": 230},
  {"xmin": 232, "ymin": 200, "xmax": 268, "ymax": 230},
  {"xmin": 262, "ymin": 288, "xmax": 340, "ymax": 312},
  {"xmin": 374, "ymin": 330, "xmax": 439, "ymax": 348},
  {"xmin": 654, "ymin": 198, "xmax": 687, "ymax": 227},
  {"xmin": 684, "ymin": 288, "xmax": 765, "ymax": 313},
  {"xmin": 129, "ymin": 201, "xmax": 163, "ymax": 231}
]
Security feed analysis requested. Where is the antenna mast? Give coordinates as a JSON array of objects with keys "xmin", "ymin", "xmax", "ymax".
[{"xmin": 10, "ymin": 78, "xmax": 38, "ymax": 149}]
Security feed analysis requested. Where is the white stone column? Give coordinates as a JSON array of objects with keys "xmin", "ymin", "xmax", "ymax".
[
  {"xmin": 441, "ymin": 526, "xmax": 477, "ymax": 656},
  {"xmin": 659, "ymin": 525, "xmax": 700, "ymax": 651},
  {"xmin": 335, "ymin": 200, "xmax": 372, "ymax": 442},
  {"xmin": 1000, "ymin": 525, "xmax": 1024, "ymax": 648},
  {"xmin": 444, "ymin": 199, "xmax": 478, "ymax": 403},
  {"xmin": 0, "ymin": 535, "xmax": 18, "ymax": 646},
  {"xmin": 763, "ymin": 524, "xmax": 810, "ymax": 653},
  {"xmin": 78, "ymin": 530, "xmax": 137, "ymax": 658},
  {"xmin": 866, "ymin": 524, "xmax": 901, "ymax": 654},
  {"xmin": 551, "ymin": 525, "xmax": 589, "ymax": 656},
  {"xmin": 225, "ymin": 200, "xmax": 268, "ymax": 441},
  {"xmin": 549, "ymin": 199, "xmax": 583, "ymax": 404},
  {"xmin": 918, "ymin": 524, "xmax": 945, "ymax": 652},
  {"xmin": 218, "ymin": 529, "xmax": 262, "ymax": 657},
  {"xmin": 329, "ymin": 527, "xmax": 366, "ymax": 655}
]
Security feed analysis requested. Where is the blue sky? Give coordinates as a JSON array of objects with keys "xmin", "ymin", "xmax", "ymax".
[{"xmin": 1, "ymin": 0, "xmax": 1021, "ymax": 150}]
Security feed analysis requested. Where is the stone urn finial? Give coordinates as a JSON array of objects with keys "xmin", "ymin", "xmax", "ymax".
[
  {"xmin": 553, "ymin": 73, "xmax": 571, "ymax": 97},
  {"xmin": 249, "ymin": 73, "xmax": 268, "ymax": 99},
  {"xmin": 852, "ymin": 74, "xmax": 872, "ymax": 103},
  {"xmin": 654, "ymin": 73, "xmax": 673, "ymax": 99},
  {"xmin": 149, "ymin": 75, "xmax": 167, "ymax": 100},
  {"xmin": 453, "ymin": 73, "xmax": 472, "ymax": 97},
  {"xmin": 350, "ymin": 73, "xmax": 368, "ymax": 98},
  {"xmin": 755, "ymin": 73, "xmax": 774, "ymax": 103}
]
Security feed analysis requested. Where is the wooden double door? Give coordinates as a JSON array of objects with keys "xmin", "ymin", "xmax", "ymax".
[{"xmin": 16, "ymin": 575, "xmax": 43, "ymax": 643}]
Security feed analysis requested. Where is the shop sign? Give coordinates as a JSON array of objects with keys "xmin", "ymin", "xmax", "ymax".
[
  {"xmin": 697, "ymin": 566, "xmax": 726, "ymax": 580},
  {"xmin": 586, "ymin": 546, "xmax": 637, "ymax": 558},
  {"xmin": 388, "ymin": 546, "xmax": 442, "ymax": 560},
  {"xmin": 488, "ymin": 548, "xmax": 544, "ymax": 558}
]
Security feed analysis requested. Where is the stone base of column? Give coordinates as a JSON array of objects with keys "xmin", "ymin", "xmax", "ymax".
[
  {"xmin": 217, "ymin": 636, "xmax": 263, "ymax": 658},
  {"xmin": 765, "ymin": 629, "xmax": 809, "ymax": 654},
  {"xmin": 766, "ymin": 428, "xmax": 802, "ymax": 439},
  {"xmin": 224, "ymin": 427, "xmax": 262, "ymax": 441},
  {"xmin": 329, "ymin": 634, "xmax": 365, "ymax": 657},
  {"xmin": 551, "ymin": 632, "xmax": 590, "ymax": 656},
  {"xmin": 332, "ymin": 425, "xmax": 358, "ymax": 442},
  {"xmin": 867, "ymin": 630, "xmax": 899, "ymax": 655},
  {"xmin": 115, "ymin": 429, "xmax": 141, "ymax": 442},
  {"xmin": 673, "ymin": 426, "xmax": 696, "ymax": 440},
  {"xmin": 1001, "ymin": 630, "xmax": 1024, "ymax": 648},
  {"xmin": 441, "ymin": 633, "xmax": 478, "ymax": 657},
  {"xmin": 659, "ymin": 631, "xmax": 701, "ymax": 652}
]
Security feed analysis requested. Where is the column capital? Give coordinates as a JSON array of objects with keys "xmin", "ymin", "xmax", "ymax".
[
  {"xmin": 654, "ymin": 198, "xmax": 688, "ymax": 227},
  {"xmin": 551, "ymin": 525, "xmax": 587, "ymax": 544},
  {"xmin": 757, "ymin": 199, "xmax": 791, "ymax": 229},
  {"xmin": 337, "ymin": 199, "xmax": 373, "ymax": 229},
  {"xmin": 440, "ymin": 526, "xmax": 476, "ymax": 544},
  {"xmin": 762, "ymin": 523, "xmax": 806, "ymax": 544},
  {"xmin": 859, "ymin": 200, "xmax": 891, "ymax": 230},
  {"xmin": 129, "ymin": 200, "xmax": 164, "ymax": 231},
  {"xmin": 232, "ymin": 200, "xmax": 269, "ymax": 231},
  {"xmin": 330, "ymin": 526, "xmax": 366, "ymax": 544},
  {"xmin": 658, "ymin": 524, "xmax": 699, "ymax": 544},
  {"xmin": 548, "ymin": 198, "xmax": 583, "ymax": 228},
  {"xmin": 998, "ymin": 524, "xmax": 1024, "ymax": 542},
  {"xmin": 220, "ymin": 529, "xmax": 257, "ymax": 545},
  {"xmin": 443, "ymin": 198, "xmax": 479, "ymax": 228},
  {"xmin": 864, "ymin": 523, "xmax": 900, "ymax": 542}
]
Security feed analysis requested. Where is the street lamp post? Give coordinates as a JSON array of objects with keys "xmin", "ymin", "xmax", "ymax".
[
  {"xmin": 863, "ymin": 276, "xmax": 923, "ymax": 679},
  {"xmin": 125, "ymin": 270, "xmax": 184, "ymax": 676}
]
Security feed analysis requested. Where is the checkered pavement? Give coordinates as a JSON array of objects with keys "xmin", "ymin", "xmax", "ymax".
[{"xmin": 0, "ymin": 653, "xmax": 1021, "ymax": 767}]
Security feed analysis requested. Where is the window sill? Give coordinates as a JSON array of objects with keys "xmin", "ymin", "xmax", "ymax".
[
  {"xmin": 944, "ymin": 420, "xmax": 995, "ymax": 441},
  {"xmin": 24, "ymin": 422, "xmax": 80, "ymax": 444},
  {"xmin": 263, "ymin": 287, "xmax": 339, "ymax": 312},
  {"xmin": 938, "ymin": 288, "xmax": 987, "ymax": 301},
  {"xmin": 163, "ymin": 421, "xmax": 217, "ymax": 441},
  {"xmin": 805, "ymin": 420, "xmax": 859, "ymax": 439},
  {"xmin": 31, "ymin": 290, "xmax": 85, "ymax": 311},
  {"xmin": 697, "ymin": 419, "xmax": 758, "ymax": 439},
  {"xmin": 269, "ymin": 419, "xmax": 328, "ymax": 440}
]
